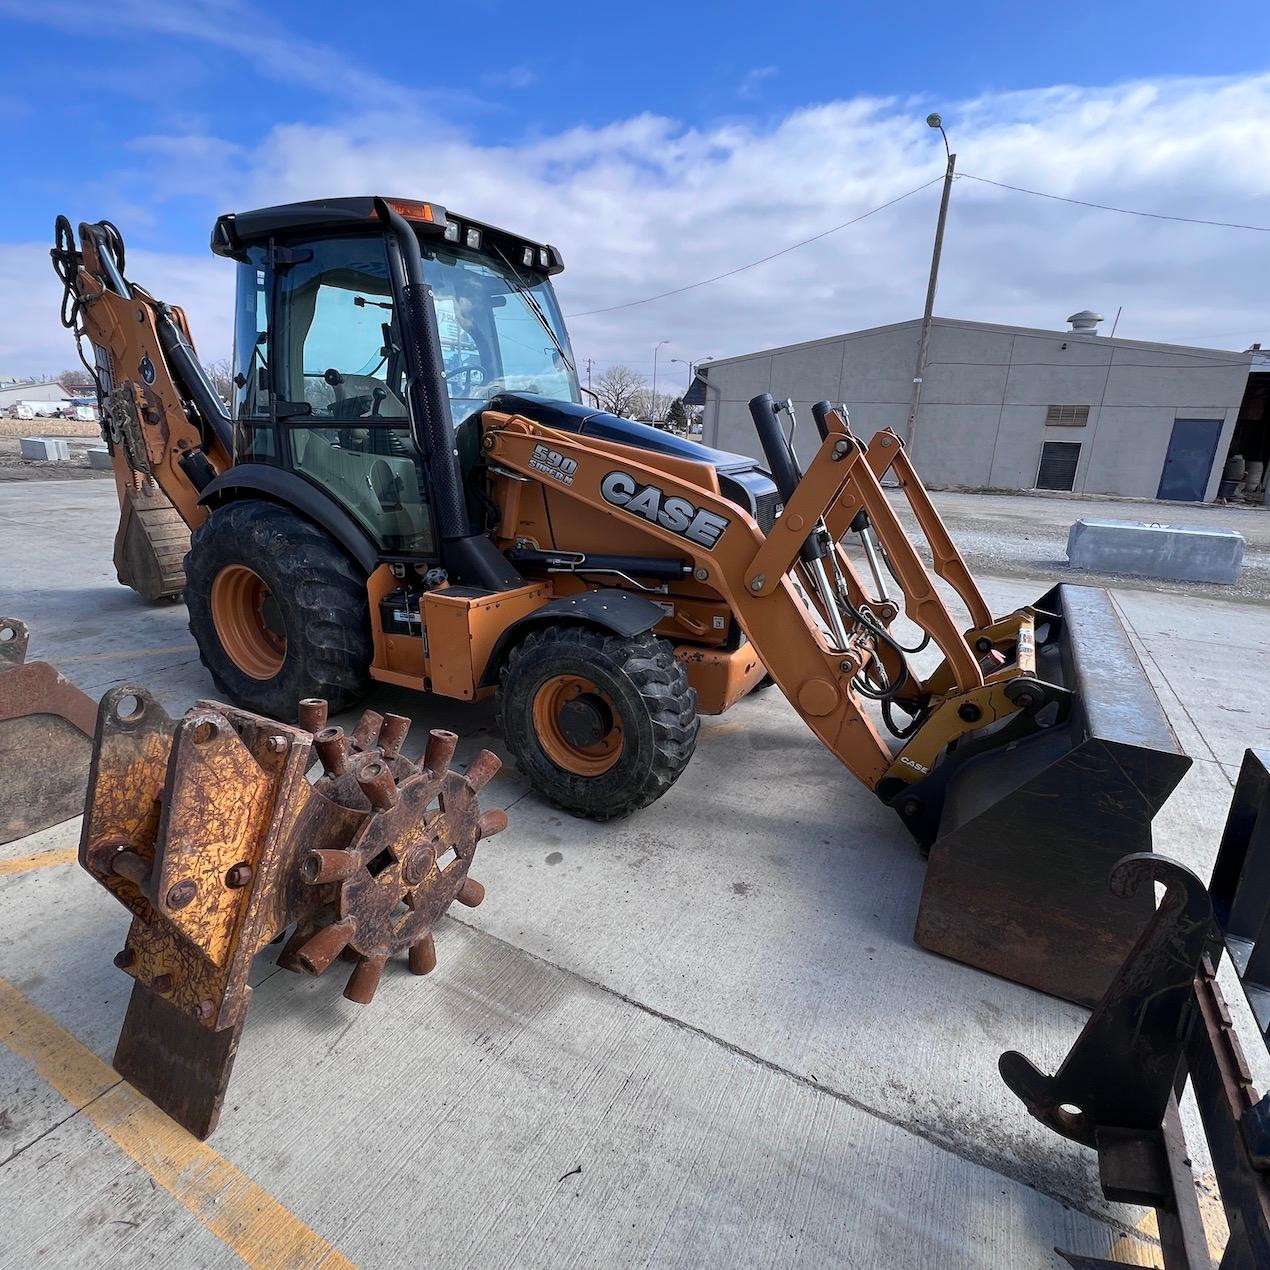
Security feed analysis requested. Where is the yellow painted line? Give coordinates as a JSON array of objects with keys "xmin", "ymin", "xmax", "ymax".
[
  {"xmin": 0, "ymin": 978, "xmax": 355, "ymax": 1270},
  {"xmin": 0, "ymin": 847, "xmax": 79, "ymax": 876},
  {"xmin": 56, "ymin": 642, "xmax": 196, "ymax": 664}
]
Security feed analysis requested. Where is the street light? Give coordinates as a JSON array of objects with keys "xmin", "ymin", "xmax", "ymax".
[
  {"xmin": 651, "ymin": 340, "xmax": 669, "ymax": 415},
  {"xmin": 905, "ymin": 112, "xmax": 957, "ymax": 456},
  {"xmin": 670, "ymin": 355, "xmax": 711, "ymax": 383}
]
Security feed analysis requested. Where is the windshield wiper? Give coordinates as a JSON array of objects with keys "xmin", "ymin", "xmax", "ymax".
[{"xmin": 491, "ymin": 245, "xmax": 577, "ymax": 377}]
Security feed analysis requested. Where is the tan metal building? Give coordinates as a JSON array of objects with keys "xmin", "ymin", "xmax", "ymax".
[{"xmin": 698, "ymin": 315, "xmax": 1253, "ymax": 502}]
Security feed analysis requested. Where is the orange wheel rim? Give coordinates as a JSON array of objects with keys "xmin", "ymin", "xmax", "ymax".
[
  {"xmin": 532, "ymin": 673, "xmax": 623, "ymax": 777},
  {"xmin": 210, "ymin": 564, "xmax": 286, "ymax": 680}
]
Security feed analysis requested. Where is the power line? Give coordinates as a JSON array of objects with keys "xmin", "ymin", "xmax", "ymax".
[
  {"xmin": 958, "ymin": 172, "xmax": 1270, "ymax": 233},
  {"xmin": 566, "ymin": 174, "xmax": 945, "ymax": 318}
]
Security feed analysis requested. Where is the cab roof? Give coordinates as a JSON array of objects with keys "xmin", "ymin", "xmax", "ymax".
[{"xmin": 210, "ymin": 196, "xmax": 564, "ymax": 276}]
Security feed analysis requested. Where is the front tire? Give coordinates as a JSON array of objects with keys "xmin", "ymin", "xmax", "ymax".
[
  {"xmin": 497, "ymin": 625, "xmax": 698, "ymax": 819},
  {"xmin": 185, "ymin": 499, "xmax": 372, "ymax": 719}
]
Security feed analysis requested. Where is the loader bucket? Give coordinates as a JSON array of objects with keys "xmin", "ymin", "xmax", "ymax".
[
  {"xmin": 0, "ymin": 618, "xmax": 96, "ymax": 845},
  {"xmin": 912, "ymin": 584, "xmax": 1191, "ymax": 1006}
]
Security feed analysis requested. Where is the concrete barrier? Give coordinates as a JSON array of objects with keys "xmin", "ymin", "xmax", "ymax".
[
  {"xmin": 1067, "ymin": 517, "xmax": 1245, "ymax": 585},
  {"xmin": 86, "ymin": 447, "xmax": 113, "ymax": 470},
  {"xmin": 19, "ymin": 437, "xmax": 70, "ymax": 461}
]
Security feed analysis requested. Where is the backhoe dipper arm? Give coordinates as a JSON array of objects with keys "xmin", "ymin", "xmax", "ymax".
[{"xmin": 50, "ymin": 216, "xmax": 232, "ymax": 532}]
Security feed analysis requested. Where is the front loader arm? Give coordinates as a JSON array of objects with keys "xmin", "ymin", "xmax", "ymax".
[
  {"xmin": 484, "ymin": 409, "xmax": 1049, "ymax": 803},
  {"xmin": 483, "ymin": 415, "xmax": 897, "ymax": 790}
]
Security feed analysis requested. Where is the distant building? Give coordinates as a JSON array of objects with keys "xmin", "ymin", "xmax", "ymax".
[
  {"xmin": 0, "ymin": 379, "xmax": 73, "ymax": 411},
  {"xmin": 698, "ymin": 314, "xmax": 1257, "ymax": 503}
]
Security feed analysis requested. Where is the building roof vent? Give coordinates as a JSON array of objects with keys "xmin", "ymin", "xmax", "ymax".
[{"xmin": 1067, "ymin": 309, "xmax": 1104, "ymax": 335}]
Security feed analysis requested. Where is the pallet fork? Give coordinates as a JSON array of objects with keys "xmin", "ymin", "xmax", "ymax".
[{"xmin": 1001, "ymin": 751, "xmax": 1270, "ymax": 1267}]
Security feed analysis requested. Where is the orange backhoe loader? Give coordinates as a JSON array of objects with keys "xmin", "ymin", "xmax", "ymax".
[{"xmin": 50, "ymin": 197, "xmax": 1190, "ymax": 1003}]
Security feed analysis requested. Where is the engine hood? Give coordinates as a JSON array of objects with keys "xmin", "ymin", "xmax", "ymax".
[
  {"xmin": 487, "ymin": 393, "xmax": 754, "ymax": 473},
  {"xmin": 486, "ymin": 392, "xmax": 780, "ymax": 528}
]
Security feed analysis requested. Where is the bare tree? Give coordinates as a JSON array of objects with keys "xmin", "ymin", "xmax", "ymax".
[
  {"xmin": 594, "ymin": 364, "xmax": 646, "ymax": 417},
  {"xmin": 58, "ymin": 367, "xmax": 96, "ymax": 394},
  {"xmin": 638, "ymin": 389, "xmax": 675, "ymax": 424},
  {"xmin": 203, "ymin": 358, "xmax": 234, "ymax": 404}
]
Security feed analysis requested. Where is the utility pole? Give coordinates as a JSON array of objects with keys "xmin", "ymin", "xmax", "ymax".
[
  {"xmin": 904, "ymin": 113, "xmax": 956, "ymax": 456},
  {"xmin": 585, "ymin": 357, "xmax": 593, "ymax": 394}
]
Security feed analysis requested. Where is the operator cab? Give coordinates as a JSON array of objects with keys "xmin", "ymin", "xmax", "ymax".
[{"xmin": 212, "ymin": 196, "xmax": 580, "ymax": 560}]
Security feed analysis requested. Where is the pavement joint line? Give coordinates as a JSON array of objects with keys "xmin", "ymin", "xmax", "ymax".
[
  {"xmin": 1109, "ymin": 592, "xmax": 1229, "ymax": 776},
  {"xmin": 0, "ymin": 847, "xmax": 79, "ymax": 876},
  {"xmin": 54, "ymin": 642, "xmax": 197, "ymax": 664},
  {"xmin": 0, "ymin": 977, "xmax": 357, "ymax": 1270},
  {"xmin": 442, "ymin": 913, "xmax": 1160, "ymax": 1251}
]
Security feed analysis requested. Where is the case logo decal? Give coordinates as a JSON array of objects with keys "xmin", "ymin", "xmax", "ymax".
[{"xmin": 600, "ymin": 471, "xmax": 730, "ymax": 549}]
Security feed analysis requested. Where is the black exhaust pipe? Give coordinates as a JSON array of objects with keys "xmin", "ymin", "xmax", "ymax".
[
  {"xmin": 811, "ymin": 400, "xmax": 833, "ymax": 442},
  {"xmin": 749, "ymin": 393, "xmax": 828, "ymax": 564},
  {"xmin": 375, "ymin": 199, "xmax": 522, "ymax": 590}
]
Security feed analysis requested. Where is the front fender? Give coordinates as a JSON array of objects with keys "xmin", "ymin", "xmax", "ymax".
[{"xmin": 479, "ymin": 588, "xmax": 666, "ymax": 687}]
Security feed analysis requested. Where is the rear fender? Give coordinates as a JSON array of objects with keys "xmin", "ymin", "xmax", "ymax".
[{"xmin": 199, "ymin": 464, "xmax": 379, "ymax": 575}]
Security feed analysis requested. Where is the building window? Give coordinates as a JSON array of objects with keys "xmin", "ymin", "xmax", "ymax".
[
  {"xmin": 1036, "ymin": 441, "xmax": 1081, "ymax": 491},
  {"xmin": 1045, "ymin": 404, "xmax": 1090, "ymax": 427}
]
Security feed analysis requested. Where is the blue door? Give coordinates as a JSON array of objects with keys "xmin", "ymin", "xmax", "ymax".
[{"xmin": 1157, "ymin": 418, "xmax": 1222, "ymax": 502}]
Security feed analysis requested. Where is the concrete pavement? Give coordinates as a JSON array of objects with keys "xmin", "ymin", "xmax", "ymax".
[{"xmin": 2, "ymin": 479, "xmax": 1262, "ymax": 1267}]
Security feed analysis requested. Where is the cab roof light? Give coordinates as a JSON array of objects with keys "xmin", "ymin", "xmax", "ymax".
[
  {"xmin": 538, "ymin": 247, "xmax": 549, "ymax": 269},
  {"xmin": 465, "ymin": 227, "xmax": 482, "ymax": 249},
  {"xmin": 521, "ymin": 246, "xmax": 534, "ymax": 267},
  {"xmin": 383, "ymin": 199, "xmax": 435, "ymax": 223},
  {"xmin": 444, "ymin": 220, "xmax": 461, "ymax": 242}
]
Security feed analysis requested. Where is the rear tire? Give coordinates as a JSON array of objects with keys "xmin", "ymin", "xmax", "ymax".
[
  {"xmin": 185, "ymin": 499, "xmax": 372, "ymax": 720},
  {"xmin": 497, "ymin": 625, "xmax": 698, "ymax": 819}
]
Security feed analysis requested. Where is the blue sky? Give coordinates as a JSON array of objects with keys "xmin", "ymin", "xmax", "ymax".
[{"xmin": 2, "ymin": 2, "xmax": 1268, "ymax": 376}]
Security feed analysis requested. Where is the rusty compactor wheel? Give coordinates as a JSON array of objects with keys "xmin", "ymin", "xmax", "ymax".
[
  {"xmin": 185, "ymin": 499, "xmax": 372, "ymax": 720},
  {"xmin": 210, "ymin": 564, "xmax": 286, "ymax": 680},
  {"xmin": 79, "ymin": 688, "xmax": 508, "ymax": 1138},
  {"xmin": 498, "ymin": 625, "xmax": 699, "ymax": 820}
]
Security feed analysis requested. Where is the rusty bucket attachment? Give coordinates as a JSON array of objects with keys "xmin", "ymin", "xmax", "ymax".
[
  {"xmin": 113, "ymin": 480, "xmax": 189, "ymax": 602},
  {"xmin": 911, "ymin": 584, "xmax": 1192, "ymax": 1006},
  {"xmin": 79, "ymin": 689, "xmax": 507, "ymax": 1138},
  {"xmin": 0, "ymin": 617, "xmax": 97, "ymax": 844}
]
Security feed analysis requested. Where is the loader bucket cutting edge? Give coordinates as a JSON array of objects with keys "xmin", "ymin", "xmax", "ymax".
[
  {"xmin": 0, "ymin": 618, "xmax": 97, "ymax": 845},
  {"xmin": 911, "ymin": 584, "xmax": 1191, "ymax": 1007}
]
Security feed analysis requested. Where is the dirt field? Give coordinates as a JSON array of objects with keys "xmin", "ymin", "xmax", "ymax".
[
  {"xmin": 0, "ymin": 423, "xmax": 110, "ymax": 481},
  {"xmin": 0, "ymin": 418, "xmax": 100, "ymax": 438}
]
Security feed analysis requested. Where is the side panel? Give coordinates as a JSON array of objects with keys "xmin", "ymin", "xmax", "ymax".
[
  {"xmin": 423, "ymin": 584, "xmax": 552, "ymax": 701},
  {"xmin": 675, "ymin": 644, "xmax": 767, "ymax": 715}
]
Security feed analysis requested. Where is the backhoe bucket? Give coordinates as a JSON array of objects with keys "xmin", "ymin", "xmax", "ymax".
[
  {"xmin": 114, "ymin": 482, "xmax": 189, "ymax": 602},
  {"xmin": 913, "ymin": 584, "xmax": 1191, "ymax": 1006},
  {"xmin": 0, "ymin": 618, "xmax": 96, "ymax": 844}
]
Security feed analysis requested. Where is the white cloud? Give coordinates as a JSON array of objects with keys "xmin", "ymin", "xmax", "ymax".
[
  {"xmin": 737, "ymin": 66, "xmax": 779, "ymax": 100},
  {"xmin": 8, "ymin": 72, "xmax": 1270, "ymax": 384}
]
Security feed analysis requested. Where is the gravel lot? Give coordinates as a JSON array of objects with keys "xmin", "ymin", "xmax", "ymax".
[{"xmin": 883, "ymin": 486, "xmax": 1270, "ymax": 605}]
